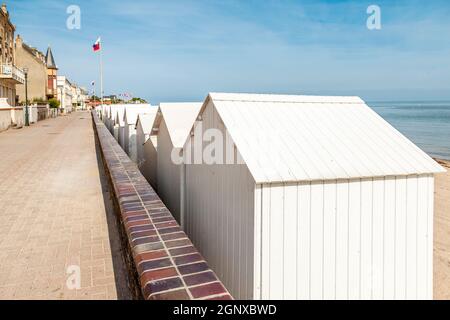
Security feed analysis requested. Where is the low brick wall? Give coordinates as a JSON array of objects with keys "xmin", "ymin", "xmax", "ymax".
[{"xmin": 92, "ymin": 111, "xmax": 232, "ymax": 300}]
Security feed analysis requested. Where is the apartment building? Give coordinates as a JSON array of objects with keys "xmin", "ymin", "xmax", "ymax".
[
  {"xmin": 14, "ymin": 35, "xmax": 47, "ymax": 103},
  {"xmin": 57, "ymin": 75, "xmax": 73, "ymax": 113},
  {"xmin": 71, "ymin": 83, "xmax": 88, "ymax": 110},
  {"xmin": 0, "ymin": 4, "xmax": 24, "ymax": 106}
]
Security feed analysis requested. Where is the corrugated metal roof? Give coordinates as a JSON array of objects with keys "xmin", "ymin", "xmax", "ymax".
[
  {"xmin": 153, "ymin": 102, "xmax": 202, "ymax": 148},
  {"xmin": 123, "ymin": 104, "xmax": 154, "ymax": 125},
  {"xmin": 207, "ymin": 92, "xmax": 445, "ymax": 183}
]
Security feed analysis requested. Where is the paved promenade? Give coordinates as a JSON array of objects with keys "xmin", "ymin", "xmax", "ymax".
[{"xmin": 0, "ymin": 112, "xmax": 131, "ymax": 299}]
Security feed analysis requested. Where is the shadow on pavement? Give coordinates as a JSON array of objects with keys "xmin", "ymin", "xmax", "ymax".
[{"xmin": 94, "ymin": 134, "xmax": 134, "ymax": 300}]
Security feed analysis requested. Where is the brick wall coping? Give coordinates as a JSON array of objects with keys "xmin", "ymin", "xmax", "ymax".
[
  {"xmin": 0, "ymin": 107, "xmax": 22, "ymax": 111},
  {"xmin": 92, "ymin": 111, "xmax": 232, "ymax": 300}
]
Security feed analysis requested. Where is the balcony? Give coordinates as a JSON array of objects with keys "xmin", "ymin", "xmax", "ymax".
[
  {"xmin": 0, "ymin": 64, "xmax": 25, "ymax": 84},
  {"xmin": 47, "ymin": 88, "xmax": 56, "ymax": 97}
]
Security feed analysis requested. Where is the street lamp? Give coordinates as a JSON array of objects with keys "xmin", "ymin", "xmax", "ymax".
[{"xmin": 23, "ymin": 67, "xmax": 29, "ymax": 126}]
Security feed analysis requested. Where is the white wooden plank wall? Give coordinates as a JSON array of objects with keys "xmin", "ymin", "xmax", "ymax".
[
  {"xmin": 185, "ymin": 101, "xmax": 255, "ymax": 299},
  {"xmin": 258, "ymin": 174, "xmax": 433, "ymax": 300}
]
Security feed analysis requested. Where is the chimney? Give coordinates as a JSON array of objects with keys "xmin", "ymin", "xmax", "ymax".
[
  {"xmin": 1, "ymin": 4, "xmax": 7, "ymax": 15},
  {"xmin": 15, "ymin": 34, "xmax": 22, "ymax": 46}
]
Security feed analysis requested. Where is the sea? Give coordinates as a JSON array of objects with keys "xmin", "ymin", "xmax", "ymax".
[{"xmin": 368, "ymin": 101, "xmax": 450, "ymax": 161}]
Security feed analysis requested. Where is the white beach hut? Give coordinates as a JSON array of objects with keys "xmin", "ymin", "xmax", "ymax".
[
  {"xmin": 101, "ymin": 104, "xmax": 108, "ymax": 121},
  {"xmin": 114, "ymin": 106, "xmax": 127, "ymax": 146},
  {"xmin": 123, "ymin": 104, "xmax": 153, "ymax": 162},
  {"xmin": 104, "ymin": 105, "xmax": 114, "ymax": 131},
  {"xmin": 95, "ymin": 105, "xmax": 101, "ymax": 118},
  {"xmin": 104, "ymin": 105, "xmax": 123, "ymax": 134},
  {"xmin": 150, "ymin": 102, "xmax": 202, "ymax": 224},
  {"xmin": 182, "ymin": 92, "xmax": 445, "ymax": 300},
  {"xmin": 136, "ymin": 112, "xmax": 158, "ymax": 188},
  {"xmin": 104, "ymin": 105, "xmax": 123, "ymax": 135}
]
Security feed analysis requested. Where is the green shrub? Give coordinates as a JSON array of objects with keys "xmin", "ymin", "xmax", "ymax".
[
  {"xmin": 48, "ymin": 98, "xmax": 60, "ymax": 109},
  {"xmin": 32, "ymin": 97, "xmax": 45, "ymax": 104}
]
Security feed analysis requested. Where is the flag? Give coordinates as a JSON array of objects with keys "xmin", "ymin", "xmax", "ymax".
[{"xmin": 93, "ymin": 37, "xmax": 101, "ymax": 52}]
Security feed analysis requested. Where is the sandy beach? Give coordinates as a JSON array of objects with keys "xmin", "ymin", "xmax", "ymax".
[{"xmin": 434, "ymin": 159, "xmax": 450, "ymax": 299}]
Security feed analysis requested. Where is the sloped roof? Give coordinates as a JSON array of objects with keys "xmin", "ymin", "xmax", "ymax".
[
  {"xmin": 106, "ymin": 105, "xmax": 120, "ymax": 118},
  {"xmin": 115, "ymin": 107, "xmax": 127, "ymax": 126},
  {"xmin": 123, "ymin": 104, "xmax": 153, "ymax": 125},
  {"xmin": 203, "ymin": 92, "xmax": 445, "ymax": 183},
  {"xmin": 102, "ymin": 105, "xmax": 108, "ymax": 117},
  {"xmin": 45, "ymin": 47, "xmax": 57, "ymax": 69},
  {"xmin": 152, "ymin": 102, "xmax": 202, "ymax": 148},
  {"xmin": 106, "ymin": 105, "xmax": 126, "ymax": 125},
  {"xmin": 136, "ymin": 111, "xmax": 158, "ymax": 134}
]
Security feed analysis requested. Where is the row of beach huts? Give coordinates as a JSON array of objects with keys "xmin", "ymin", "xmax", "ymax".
[{"xmin": 95, "ymin": 93, "xmax": 444, "ymax": 300}]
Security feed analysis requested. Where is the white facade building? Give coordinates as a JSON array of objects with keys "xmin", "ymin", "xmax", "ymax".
[
  {"xmin": 71, "ymin": 85, "xmax": 88, "ymax": 111},
  {"xmin": 136, "ymin": 112, "xmax": 158, "ymax": 188},
  {"xmin": 151, "ymin": 102, "xmax": 202, "ymax": 224},
  {"xmin": 182, "ymin": 93, "xmax": 445, "ymax": 300},
  {"xmin": 56, "ymin": 76, "xmax": 73, "ymax": 114}
]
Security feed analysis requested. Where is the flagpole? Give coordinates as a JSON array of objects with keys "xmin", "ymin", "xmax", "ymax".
[{"xmin": 99, "ymin": 37, "xmax": 104, "ymax": 107}]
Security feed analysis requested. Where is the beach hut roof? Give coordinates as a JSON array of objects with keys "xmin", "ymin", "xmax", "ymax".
[
  {"xmin": 108, "ymin": 105, "xmax": 125, "ymax": 120},
  {"xmin": 123, "ymin": 104, "xmax": 153, "ymax": 125},
  {"xmin": 136, "ymin": 111, "xmax": 158, "ymax": 134},
  {"xmin": 152, "ymin": 102, "xmax": 202, "ymax": 148},
  {"xmin": 200, "ymin": 92, "xmax": 445, "ymax": 183},
  {"xmin": 113, "ymin": 106, "xmax": 127, "ymax": 126},
  {"xmin": 108, "ymin": 104, "xmax": 146, "ymax": 126}
]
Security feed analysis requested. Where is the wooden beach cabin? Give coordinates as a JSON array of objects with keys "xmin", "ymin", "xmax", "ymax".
[
  {"xmin": 122, "ymin": 104, "xmax": 153, "ymax": 162},
  {"xmin": 114, "ymin": 106, "xmax": 127, "ymax": 147},
  {"xmin": 182, "ymin": 92, "xmax": 445, "ymax": 300},
  {"xmin": 105, "ymin": 105, "xmax": 124, "ymax": 138},
  {"xmin": 136, "ymin": 112, "xmax": 158, "ymax": 188},
  {"xmin": 150, "ymin": 102, "xmax": 202, "ymax": 224}
]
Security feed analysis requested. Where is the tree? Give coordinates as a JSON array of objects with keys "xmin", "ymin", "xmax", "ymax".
[
  {"xmin": 131, "ymin": 97, "xmax": 148, "ymax": 104},
  {"xmin": 48, "ymin": 98, "xmax": 60, "ymax": 109}
]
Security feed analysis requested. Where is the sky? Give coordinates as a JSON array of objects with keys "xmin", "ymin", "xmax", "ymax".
[{"xmin": 9, "ymin": 0, "xmax": 450, "ymax": 103}]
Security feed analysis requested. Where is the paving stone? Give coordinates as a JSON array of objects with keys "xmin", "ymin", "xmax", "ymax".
[{"xmin": 0, "ymin": 112, "xmax": 132, "ymax": 300}]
